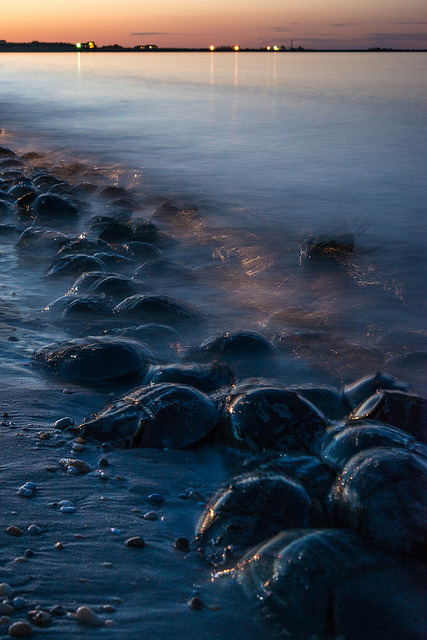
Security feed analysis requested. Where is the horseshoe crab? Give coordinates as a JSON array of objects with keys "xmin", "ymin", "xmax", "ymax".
[
  {"xmin": 114, "ymin": 294, "xmax": 204, "ymax": 328},
  {"xmin": 80, "ymin": 383, "xmax": 218, "ymax": 448},
  {"xmin": 143, "ymin": 362, "xmax": 235, "ymax": 394},
  {"xmin": 235, "ymin": 529, "xmax": 425, "ymax": 640},
  {"xmin": 342, "ymin": 372, "xmax": 411, "ymax": 408},
  {"xmin": 195, "ymin": 472, "xmax": 311, "ymax": 567},
  {"xmin": 45, "ymin": 254, "xmax": 106, "ymax": 278},
  {"xmin": 350, "ymin": 390, "xmax": 427, "ymax": 443},
  {"xmin": 321, "ymin": 422, "xmax": 427, "ymax": 472},
  {"xmin": 222, "ymin": 386, "xmax": 327, "ymax": 454},
  {"xmin": 33, "ymin": 336, "xmax": 154, "ymax": 388},
  {"xmin": 188, "ymin": 331, "xmax": 274, "ymax": 362},
  {"xmin": 330, "ymin": 447, "xmax": 427, "ymax": 558},
  {"xmin": 289, "ymin": 384, "xmax": 351, "ymax": 421}
]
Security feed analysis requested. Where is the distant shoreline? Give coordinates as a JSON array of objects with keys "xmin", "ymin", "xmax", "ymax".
[{"xmin": 0, "ymin": 43, "xmax": 426, "ymax": 53}]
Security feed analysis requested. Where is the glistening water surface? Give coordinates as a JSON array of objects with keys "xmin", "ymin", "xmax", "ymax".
[{"xmin": 0, "ymin": 51, "xmax": 426, "ymax": 639}]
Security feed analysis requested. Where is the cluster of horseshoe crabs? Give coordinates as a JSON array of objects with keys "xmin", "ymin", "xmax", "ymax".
[{"xmin": 1, "ymin": 146, "xmax": 425, "ymax": 640}]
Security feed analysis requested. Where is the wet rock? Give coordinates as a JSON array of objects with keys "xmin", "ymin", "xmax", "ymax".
[
  {"xmin": 125, "ymin": 536, "xmax": 146, "ymax": 548},
  {"xmin": 18, "ymin": 482, "xmax": 36, "ymax": 497},
  {"xmin": 87, "ymin": 275, "xmax": 145, "ymax": 302},
  {"xmin": 59, "ymin": 458, "xmax": 91, "ymax": 474},
  {"xmin": 174, "ymin": 537, "xmax": 190, "ymax": 551},
  {"xmin": 8, "ymin": 620, "xmax": 33, "ymax": 637},
  {"xmin": 289, "ymin": 384, "xmax": 351, "ymax": 421},
  {"xmin": 54, "ymin": 416, "xmax": 74, "ymax": 430},
  {"xmin": 75, "ymin": 605, "xmax": 103, "ymax": 628},
  {"xmin": 27, "ymin": 610, "xmax": 51, "ymax": 627}
]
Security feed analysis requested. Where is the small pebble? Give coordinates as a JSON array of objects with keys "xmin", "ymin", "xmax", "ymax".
[
  {"xmin": 99, "ymin": 458, "xmax": 109, "ymax": 467},
  {"xmin": 6, "ymin": 526, "xmax": 21, "ymax": 537},
  {"xmin": 27, "ymin": 525, "xmax": 41, "ymax": 536},
  {"xmin": 62, "ymin": 389, "xmax": 74, "ymax": 395},
  {"xmin": 143, "ymin": 511, "xmax": 159, "ymax": 521},
  {"xmin": 102, "ymin": 562, "xmax": 112, "ymax": 569},
  {"xmin": 148, "ymin": 493, "xmax": 165, "ymax": 505},
  {"xmin": 18, "ymin": 483, "xmax": 36, "ymax": 498},
  {"xmin": 28, "ymin": 610, "xmax": 51, "ymax": 627},
  {"xmin": 37, "ymin": 432, "xmax": 49, "ymax": 441},
  {"xmin": 0, "ymin": 585, "xmax": 13, "ymax": 598},
  {"xmin": 11, "ymin": 598, "xmax": 26, "ymax": 611},
  {"xmin": 59, "ymin": 458, "xmax": 90, "ymax": 474},
  {"xmin": 105, "ymin": 619, "xmax": 115, "ymax": 627},
  {"xmin": 67, "ymin": 465, "xmax": 79, "ymax": 476},
  {"xmin": 24, "ymin": 550, "xmax": 35, "ymax": 559},
  {"xmin": 60, "ymin": 506, "xmax": 76, "ymax": 514},
  {"xmin": 188, "ymin": 596, "xmax": 205, "ymax": 611},
  {"xmin": 101, "ymin": 442, "xmax": 112, "ymax": 451},
  {"xmin": 8, "ymin": 620, "xmax": 33, "ymax": 637},
  {"xmin": 102, "ymin": 605, "xmax": 116, "ymax": 613},
  {"xmin": 7, "ymin": 336, "xmax": 19, "ymax": 342},
  {"xmin": 125, "ymin": 537, "xmax": 145, "ymax": 548},
  {"xmin": 0, "ymin": 615, "xmax": 11, "ymax": 626},
  {"xmin": 59, "ymin": 500, "xmax": 72, "ymax": 507},
  {"xmin": 54, "ymin": 416, "xmax": 74, "ymax": 429},
  {"xmin": 174, "ymin": 537, "xmax": 190, "ymax": 552},
  {"xmin": 13, "ymin": 557, "xmax": 26, "ymax": 564},
  {"xmin": 2, "ymin": 412, "xmax": 9, "ymax": 418},
  {"xmin": 110, "ymin": 528, "xmax": 122, "ymax": 535},
  {"xmin": 72, "ymin": 443, "xmax": 84, "ymax": 453},
  {"xmin": 76, "ymin": 437, "xmax": 86, "ymax": 444},
  {"xmin": 55, "ymin": 542, "xmax": 64, "ymax": 550},
  {"xmin": 75, "ymin": 606, "xmax": 103, "ymax": 628}
]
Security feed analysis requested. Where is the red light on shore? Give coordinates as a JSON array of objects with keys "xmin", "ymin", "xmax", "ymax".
[{"xmin": 234, "ymin": 45, "xmax": 240, "ymax": 51}]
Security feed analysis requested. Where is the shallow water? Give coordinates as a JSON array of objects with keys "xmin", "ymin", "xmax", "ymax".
[{"xmin": 0, "ymin": 52, "xmax": 426, "ymax": 638}]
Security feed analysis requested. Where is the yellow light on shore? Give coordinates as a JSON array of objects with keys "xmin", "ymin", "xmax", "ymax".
[
  {"xmin": 273, "ymin": 45, "xmax": 279, "ymax": 51},
  {"xmin": 209, "ymin": 45, "xmax": 215, "ymax": 51},
  {"xmin": 266, "ymin": 46, "xmax": 271, "ymax": 51},
  {"xmin": 234, "ymin": 45, "xmax": 240, "ymax": 51}
]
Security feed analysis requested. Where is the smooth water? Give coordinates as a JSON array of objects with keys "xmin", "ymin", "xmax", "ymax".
[
  {"xmin": 0, "ymin": 52, "xmax": 426, "ymax": 639},
  {"xmin": 1, "ymin": 52, "xmax": 426, "ymax": 381}
]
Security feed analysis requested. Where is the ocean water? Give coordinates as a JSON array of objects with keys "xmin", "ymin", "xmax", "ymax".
[
  {"xmin": 1, "ymin": 52, "xmax": 426, "ymax": 384},
  {"xmin": 0, "ymin": 52, "xmax": 426, "ymax": 639}
]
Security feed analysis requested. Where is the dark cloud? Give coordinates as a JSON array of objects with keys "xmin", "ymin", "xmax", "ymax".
[
  {"xmin": 130, "ymin": 32, "xmax": 200, "ymax": 36},
  {"xmin": 330, "ymin": 23, "xmax": 350, "ymax": 27},
  {"xmin": 368, "ymin": 32, "xmax": 427, "ymax": 42},
  {"xmin": 130, "ymin": 32, "xmax": 171, "ymax": 36},
  {"xmin": 271, "ymin": 27, "xmax": 295, "ymax": 32}
]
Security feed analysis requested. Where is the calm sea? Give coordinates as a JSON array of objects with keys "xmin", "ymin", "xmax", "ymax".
[{"xmin": 1, "ymin": 51, "xmax": 426, "ymax": 387}]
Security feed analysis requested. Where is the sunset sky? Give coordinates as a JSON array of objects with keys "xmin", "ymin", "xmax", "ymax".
[{"xmin": 2, "ymin": 0, "xmax": 426, "ymax": 49}]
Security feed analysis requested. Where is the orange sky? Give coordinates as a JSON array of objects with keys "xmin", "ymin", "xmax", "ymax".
[{"xmin": 2, "ymin": 0, "xmax": 426, "ymax": 49}]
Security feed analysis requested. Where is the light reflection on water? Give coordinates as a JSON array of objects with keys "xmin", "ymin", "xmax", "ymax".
[{"xmin": 1, "ymin": 51, "xmax": 426, "ymax": 388}]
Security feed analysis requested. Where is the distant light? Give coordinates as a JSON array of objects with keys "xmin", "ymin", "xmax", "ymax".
[
  {"xmin": 76, "ymin": 42, "xmax": 82, "ymax": 49},
  {"xmin": 234, "ymin": 45, "xmax": 240, "ymax": 51},
  {"xmin": 88, "ymin": 41, "xmax": 95, "ymax": 49},
  {"xmin": 273, "ymin": 45, "xmax": 279, "ymax": 51},
  {"xmin": 266, "ymin": 46, "xmax": 271, "ymax": 51},
  {"xmin": 209, "ymin": 45, "xmax": 215, "ymax": 51}
]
